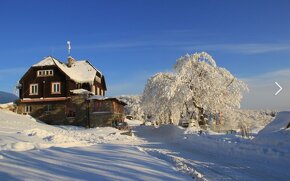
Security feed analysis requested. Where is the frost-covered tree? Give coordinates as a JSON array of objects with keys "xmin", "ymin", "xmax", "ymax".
[
  {"xmin": 221, "ymin": 109, "xmax": 276, "ymax": 131},
  {"xmin": 174, "ymin": 52, "xmax": 248, "ymax": 124},
  {"xmin": 142, "ymin": 73, "xmax": 181, "ymax": 125},
  {"xmin": 118, "ymin": 95, "xmax": 144, "ymax": 121},
  {"xmin": 142, "ymin": 52, "xmax": 248, "ymax": 127}
]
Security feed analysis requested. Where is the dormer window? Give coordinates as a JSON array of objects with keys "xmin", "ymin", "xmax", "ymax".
[{"xmin": 37, "ymin": 70, "xmax": 54, "ymax": 77}]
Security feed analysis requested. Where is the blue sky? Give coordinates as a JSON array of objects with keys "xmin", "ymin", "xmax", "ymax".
[{"xmin": 1, "ymin": 0, "xmax": 290, "ymax": 109}]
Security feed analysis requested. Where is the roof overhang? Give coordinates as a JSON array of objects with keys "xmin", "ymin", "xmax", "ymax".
[
  {"xmin": 20, "ymin": 97, "xmax": 70, "ymax": 103},
  {"xmin": 88, "ymin": 96, "xmax": 127, "ymax": 106}
]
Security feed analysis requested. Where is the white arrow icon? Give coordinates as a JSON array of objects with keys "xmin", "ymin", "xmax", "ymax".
[{"xmin": 275, "ymin": 82, "xmax": 283, "ymax": 96}]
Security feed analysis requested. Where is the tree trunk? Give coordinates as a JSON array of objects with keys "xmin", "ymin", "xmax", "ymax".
[
  {"xmin": 191, "ymin": 100, "xmax": 205, "ymax": 126},
  {"xmin": 169, "ymin": 110, "xmax": 173, "ymax": 124}
]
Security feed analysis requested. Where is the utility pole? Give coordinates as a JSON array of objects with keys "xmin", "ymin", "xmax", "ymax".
[{"xmin": 87, "ymin": 99, "xmax": 90, "ymax": 128}]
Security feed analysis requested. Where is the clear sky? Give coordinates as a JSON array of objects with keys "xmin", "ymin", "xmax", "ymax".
[{"xmin": 0, "ymin": 0, "xmax": 290, "ymax": 110}]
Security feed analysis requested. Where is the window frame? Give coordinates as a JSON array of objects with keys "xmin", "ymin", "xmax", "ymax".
[
  {"xmin": 37, "ymin": 71, "xmax": 42, "ymax": 76},
  {"xmin": 37, "ymin": 69, "xmax": 54, "ymax": 77},
  {"xmin": 44, "ymin": 104, "xmax": 53, "ymax": 115},
  {"xmin": 24, "ymin": 105, "xmax": 32, "ymax": 113},
  {"xmin": 29, "ymin": 83, "xmax": 39, "ymax": 95},
  {"xmin": 51, "ymin": 82, "xmax": 61, "ymax": 94}
]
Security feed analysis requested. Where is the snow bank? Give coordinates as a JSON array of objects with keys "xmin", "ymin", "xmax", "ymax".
[
  {"xmin": 135, "ymin": 123, "xmax": 290, "ymax": 164},
  {"xmin": 0, "ymin": 102, "xmax": 15, "ymax": 111},
  {"xmin": 125, "ymin": 118, "xmax": 143, "ymax": 127},
  {"xmin": 134, "ymin": 123, "xmax": 290, "ymax": 180},
  {"xmin": 136, "ymin": 125, "xmax": 184, "ymax": 142},
  {"xmin": 254, "ymin": 111, "xmax": 290, "ymax": 149},
  {"xmin": 0, "ymin": 110, "xmax": 141, "ymax": 152},
  {"xmin": 223, "ymin": 109, "xmax": 276, "ymax": 132}
]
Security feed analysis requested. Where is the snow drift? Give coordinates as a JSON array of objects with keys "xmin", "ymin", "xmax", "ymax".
[
  {"xmin": 0, "ymin": 109, "xmax": 140, "ymax": 152},
  {"xmin": 255, "ymin": 111, "xmax": 290, "ymax": 149}
]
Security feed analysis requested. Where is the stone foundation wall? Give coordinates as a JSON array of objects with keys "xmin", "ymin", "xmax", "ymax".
[
  {"xmin": 89, "ymin": 112, "xmax": 124, "ymax": 127},
  {"xmin": 17, "ymin": 102, "xmax": 67, "ymax": 125},
  {"xmin": 16, "ymin": 95, "xmax": 125, "ymax": 128}
]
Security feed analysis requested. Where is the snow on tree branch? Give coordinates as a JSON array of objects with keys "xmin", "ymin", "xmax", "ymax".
[{"xmin": 142, "ymin": 52, "xmax": 248, "ymax": 127}]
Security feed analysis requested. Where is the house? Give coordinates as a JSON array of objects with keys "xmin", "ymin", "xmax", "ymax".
[{"xmin": 16, "ymin": 56, "xmax": 126, "ymax": 127}]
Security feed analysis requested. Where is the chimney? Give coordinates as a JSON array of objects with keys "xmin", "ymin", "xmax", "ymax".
[{"xmin": 67, "ymin": 56, "xmax": 76, "ymax": 67}]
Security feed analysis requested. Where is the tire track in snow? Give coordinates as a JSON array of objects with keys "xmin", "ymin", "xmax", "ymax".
[{"xmin": 137, "ymin": 146, "xmax": 206, "ymax": 181}]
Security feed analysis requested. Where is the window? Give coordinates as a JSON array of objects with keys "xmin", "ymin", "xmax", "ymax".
[
  {"xmin": 44, "ymin": 104, "xmax": 53, "ymax": 115},
  {"xmin": 38, "ymin": 71, "xmax": 42, "ymax": 76},
  {"xmin": 46, "ymin": 104, "xmax": 53, "ymax": 111},
  {"xmin": 29, "ymin": 84, "xmax": 38, "ymax": 95},
  {"xmin": 51, "ymin": 82, "xmax": 61, "ymax": 94},
  {"xmin": 37, "ymin": 70, "xmax": 54, "ymax": 77},
  {"xmin": 24, "ymin": 105, "xmax": 32, "ymax": 113}
]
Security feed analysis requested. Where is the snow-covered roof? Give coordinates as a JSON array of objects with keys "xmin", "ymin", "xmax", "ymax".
[
  {"xmin": 54, "ymin": 59, "xmax": 97, "ymax": 84},
  {"xmin": 32, "ymin": 56, "xmax": 102, "ymax": 84},
  {"xmin": 88, "ymin": 95, "xmax": 109, "ymax": 100},
  {"xmin": 70, "ymin": 89, "xmax": 93, "ymax": 95},
  {"xmin": 88, "ymin": 95, "xmax": 127, "ymax": 105},
  {"xmin": 33, "ymin": 57, "xmax": 55, "ymax": 67}
]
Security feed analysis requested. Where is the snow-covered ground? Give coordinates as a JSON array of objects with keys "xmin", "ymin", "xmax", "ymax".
[
  {"xmin": 134, "ymin": 124, "xmax": 290, "ymax": 180},
  {"xmin": 0, "ymin": 109, "xmax": 142, "ymax": 152},
  {"xmin": 0, "ymin": 109, "xmax": 190, "ymax": 180},
  {"xmin": 0, "ymin": 108, "xmax": 290, "ymax": 180}
]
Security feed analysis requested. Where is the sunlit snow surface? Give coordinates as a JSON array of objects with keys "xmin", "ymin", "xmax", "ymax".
[
  {"xmin": 0, "ymin": 109, "xmax": 290, "ymax": 180},
  {"xmin": 0, "ymin": 110, "xmax": 190, "ymax": 180}
]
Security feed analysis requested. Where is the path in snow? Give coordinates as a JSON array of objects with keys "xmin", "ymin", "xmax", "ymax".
[{"xmin": 134, "ymin": 125, "xmax": 290, "ymax": 181}]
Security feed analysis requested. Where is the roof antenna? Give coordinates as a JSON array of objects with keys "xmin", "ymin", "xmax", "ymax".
[{"xmin": 67, "ymin": 41, "xmax": 71, "ymax": 56}]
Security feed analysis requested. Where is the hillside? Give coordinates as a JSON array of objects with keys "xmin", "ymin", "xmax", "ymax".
[{"xmin": 0, "ymin": 91, "xmax": 18, "ymax": 103}]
